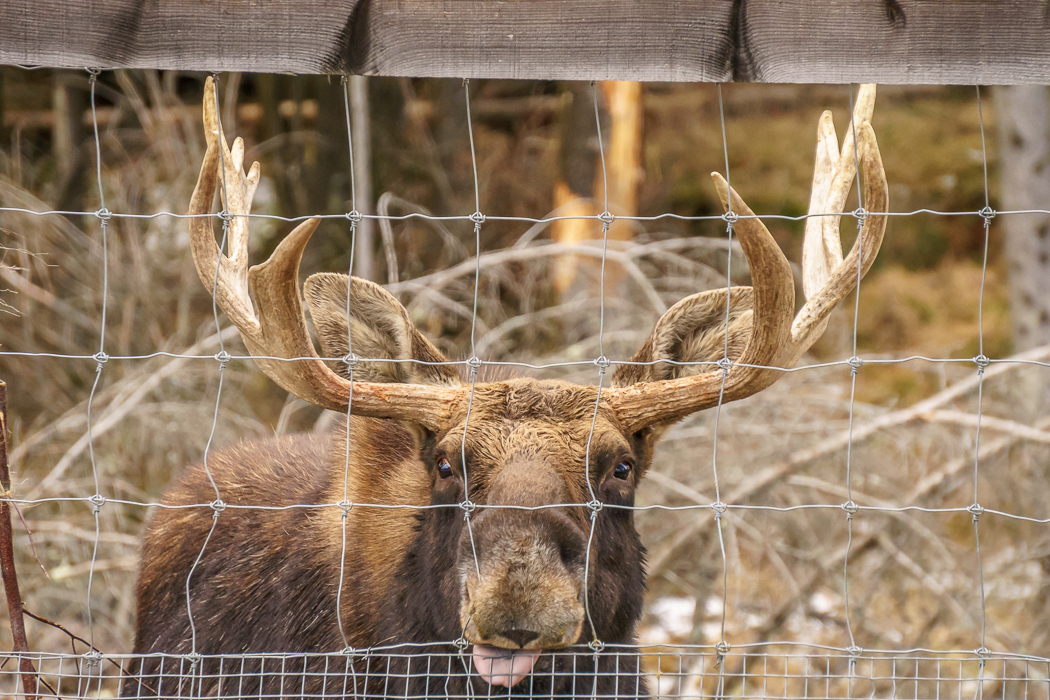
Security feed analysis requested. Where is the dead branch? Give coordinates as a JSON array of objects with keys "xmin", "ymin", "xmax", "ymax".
[
  {"xmin": 26, "ymin": 325, "xmax": 240, "ymax": 499},
  {"xmin": 647, "ymin": 344, "xmax": 1050, "ymax": 574},
  {"xmin": 920, "ymin": 409, "xmax": 1050, "ymax": 445},
  {"xmin": 0, "ymin": 381, "xmax": 38, "ymax": 700},
  {"xmin": 22, "ymin": 608, "xmax": 154, "ymax": 695}
]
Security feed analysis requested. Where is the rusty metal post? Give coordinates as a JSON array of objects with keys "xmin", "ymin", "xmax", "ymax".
[{"xmin": 0, "ymin": 381, "xmax": 38, "ymax": 699}]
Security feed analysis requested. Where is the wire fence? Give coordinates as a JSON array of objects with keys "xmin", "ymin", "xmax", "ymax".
[
  {"xmin": 6, "ymin": 648, "xmax": 1050, "ymax": 700},
  {"xmin": 1, "ymin": 68, "xmax": 1048, "ymax": 699}
]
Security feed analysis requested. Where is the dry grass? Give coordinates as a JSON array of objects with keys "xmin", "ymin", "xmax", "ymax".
[{"xmin": 0, "ymin": 73, "xmax": 1047, "ymax": 673}]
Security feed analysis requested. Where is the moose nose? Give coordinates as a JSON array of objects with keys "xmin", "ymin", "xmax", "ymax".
[{"xmin": 500, "ymin": 628, "xmax": 540, "ymax": 649}]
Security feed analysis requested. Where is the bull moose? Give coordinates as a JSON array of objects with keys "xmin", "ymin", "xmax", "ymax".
[{"xmin": 126, "ymin": 79, "xmax": 887, "ymax": 698}]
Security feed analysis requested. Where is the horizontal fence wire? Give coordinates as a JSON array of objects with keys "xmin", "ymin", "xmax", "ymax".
[
  {"xmin": 3, "ymin": 70, "xmax": 1049, "ymax": 695},
  {"xmin": 2, "ymin": 649, "xmax": 1049, "ymax": 699}
]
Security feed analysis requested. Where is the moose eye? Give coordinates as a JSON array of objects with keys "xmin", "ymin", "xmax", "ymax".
[
  {"xmin": 437, "ymin": 458, "xmax": 454, "ymax": 479},
  {"xmin": 613, "ymin": 460, "xmax": 633, "ymax": 480}
]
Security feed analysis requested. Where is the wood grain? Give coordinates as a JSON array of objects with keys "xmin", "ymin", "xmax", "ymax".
[{"xmin": 1, "ymin": 0, "xmax": 1049, "ymax": 83}]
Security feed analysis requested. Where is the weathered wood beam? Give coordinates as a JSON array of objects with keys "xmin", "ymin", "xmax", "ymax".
[{"xmin": 1, "ymin": 0, "xmax": 1049, "ymax": 83}]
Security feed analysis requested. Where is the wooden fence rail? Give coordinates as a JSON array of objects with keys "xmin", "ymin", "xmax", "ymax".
[{"xmin": 2, "ymin": 0, "xmax": 1050, "ymax": 83}]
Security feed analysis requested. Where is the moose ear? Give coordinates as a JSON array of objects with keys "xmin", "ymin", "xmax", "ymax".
[
  {"xmin": 303, "ymin": 273, "xmax": 461, "ymax": 388},
  {"xmin": 612, "ymin": 287, "xmax": 755, "ymax": 389}
]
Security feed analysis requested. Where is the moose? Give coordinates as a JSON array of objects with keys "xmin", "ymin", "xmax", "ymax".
[{"xmin": 126, "ymin": 78, "xmax": 887, "ymax": 698}]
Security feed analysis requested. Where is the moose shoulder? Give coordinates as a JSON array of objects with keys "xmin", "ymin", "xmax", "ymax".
[{"xmin": 128, "ymin": 78, "xmax": 887, "ymax": 698}]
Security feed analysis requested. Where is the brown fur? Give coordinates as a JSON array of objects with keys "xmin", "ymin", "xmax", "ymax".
[{"xmin": 128, "ymin": 276, "xmax": 760, "ymax": 697}]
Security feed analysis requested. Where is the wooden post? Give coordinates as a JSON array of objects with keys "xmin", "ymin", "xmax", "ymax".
[{"xmin": 0, "ymin": 381, "xmax": 38, "ymax": 700}]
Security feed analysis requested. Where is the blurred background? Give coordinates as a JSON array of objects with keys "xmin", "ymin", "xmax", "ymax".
[{"xmin": 1, "ymin": 69, "xmax": 1049, "ymax": 676}]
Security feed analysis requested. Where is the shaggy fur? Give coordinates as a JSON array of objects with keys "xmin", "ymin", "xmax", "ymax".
[{"xmin": 126, "ymin": 276, "xmax": 757, "ymax": 698}]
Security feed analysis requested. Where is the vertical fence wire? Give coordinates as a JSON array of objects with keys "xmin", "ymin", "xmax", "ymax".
[
  {"xmin": 82, "ymin": 66, "xmax": 108, "ymax": 659},
  {"xmin": 970, "ymin": 83, "xmax": 995, "ymax": 699},
  {"xmin": 182, "ymin": 74, "xmax": 233, "ymax": 659},
  {"xmin": 841, "ymin": 82, "xmax": 867, "ymax": 660},
  {"xmin": 456, "ymin": 81, "xmax": 484, "ymax": 697},
  {"xmin": 706, "ymin": 84, "xmax": 735, "ymax": 700},
  {"xmin": 840, "ymin": 83, "xmax": 869, "ymax": 698},
  {"xmin": 336, "ymin": 74, "xmax": 360, "ymax": 655},
  {"xmin": 580, "ymin": 81, "xmax": 612, "ymax": 652}
]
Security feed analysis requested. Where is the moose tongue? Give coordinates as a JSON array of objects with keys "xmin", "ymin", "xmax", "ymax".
[{"xmin": 472, "ymin": 645, "xmax": 541, "ymax": 687}]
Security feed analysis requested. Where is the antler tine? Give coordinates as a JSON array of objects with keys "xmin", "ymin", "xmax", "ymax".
[
  {"xmin": 788, "ymin": 120, "xmax": 887, "ymax": 359},
  {"xmin": 606, "ymin": 86, "xmax": 886, "ymax": 434},
  {"xmin": 606, "ymin": 179, "xmax": 796, "ymax": 433},
  {"xmin": 188, "ymin": 78, "xmax": 259, "ymax": 339},
  {"xmin": 802, "ymin": 110, "xmax": 841, "ymax": 299},
  {"xmin": 188, "ymin": 77, "xmax": 461, "ymax": 431},
  {"xmin": 803, "ymin": 84, "xmax": 876, "ymax": 300},
  {"xmin": 798, "ymin": 83, "xmax": 878, "ymax": 349}
]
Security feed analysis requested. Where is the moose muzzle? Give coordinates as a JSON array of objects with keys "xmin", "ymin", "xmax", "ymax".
[{"xmin": 459, "ymin": 509, "xmax": 588, "ymax": 687}]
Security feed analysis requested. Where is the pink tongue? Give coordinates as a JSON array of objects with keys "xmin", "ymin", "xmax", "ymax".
[{"xmin": 472, "ymin": 645, "xmax": 541, "ymax": 687}]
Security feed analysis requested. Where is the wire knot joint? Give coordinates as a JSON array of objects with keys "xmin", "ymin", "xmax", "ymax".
[
  {"xmin": 338, "ymin": 499, "xmax": 353, "ymax": 519},
  {"xmin": 84, "ymin": 649, "xmax": 103, "ymax": 666},
  {"xmin": 588, "ymin": 639, "xmax": 605, "ymax": 652},
  {"xmin": 342, "ymin": 353, "xmax": 359, "ymax": 372},
  {"xmin": 469, "ymin": 211, "xmax": 486, "ymax": 225},
  {"xmin": 453, "ymin": 637, "xmax": 470, "ymax": 652},
  {"xmin": 598, "ymin": 211, "xmax": 615, "ymax": 225},
  {"xmin": 975, "ymin": 646, "xmax": 991, "ymax": 660},
  {"xmin": 587, "ymin": 499, "xmax": 604, "ymax": 520},
  {"xmin": 92, "ymin": 351, "xmax": 109, "ymax": 371},
  {"xmin": 978, "ymin": 206, "xmax": 996, "ymax": 222},
  {"xmin": 847, "ymin": 644, "xmax": 863, "ymax": 657},
  {"xmin": 721, "ymin": 211, "xmax": 739, "ymax": 226},
  {"xmin": 711, "ymin": 501, "xmax": 728, "ymax": 519},
  {"xmin": 973, "ymin": 354, "xmax": 990, "ymax": 374},
  {"xmin": 210, "ymin": 498, "xmax": 226, "ymax": 514},
  {"xmin": 716, "ymin": 357, "xmax": 733, "ymax": 375},
  {"xmin": 346, "ymin": 210, "xmax": 362, "ymax": 226},
  {"xmin": 459, "ymin": 500, "xmax": 477, "ymax": 518},
  {"xmin": 214, "ymin": 350, "xmax": 232, "ymax": 370},
  {"xmin": 968, "ymin": 502, "xmax": 984, "ymax": 522},
  {"xmin": 88, "ymin": 493, "xmax": 106, "ymax": 514},
  {"xmin": 593, "ymin": 355, "xmax": 611, "ymax": 375},
  {"xmin": 841, "ymin": 500, "xmax": 859, "ymax": 519},
  {"xmin": 852, "ymin": 207, "xmax": 869, "ymax": 223}
]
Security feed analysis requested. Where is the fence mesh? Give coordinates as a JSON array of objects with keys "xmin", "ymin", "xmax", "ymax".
[{"xmin": 1, "ymin": 68, "xmax": 1049, "ymax": 697}]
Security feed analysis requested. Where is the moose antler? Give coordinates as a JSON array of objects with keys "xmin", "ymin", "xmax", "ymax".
[
  {"xmin": 188, "ymin": 77, "xmax": 462, "ymax": 431},
  {"xmin": 607, "ymin": 85, "xmax": 887, "ymax": 433}
]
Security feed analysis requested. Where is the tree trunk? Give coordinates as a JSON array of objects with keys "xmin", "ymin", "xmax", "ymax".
[
  {"xmin": 552, "ymin": 81, "xmax": 643, "ymax": 295},
  {"xmin": 993, "ymin": 85, "xmax": 1050, "ymax": 352},
  {"xmin": 52, "ymin": 69, "xmax": 87, "ymax": 213},
  {"xmin": 552, "ymin": 83, "xmax": 600, "ymax": 293},
  {"xmin": 350, "ymin": 75, "xmax": 375, "ymax": 282}
]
